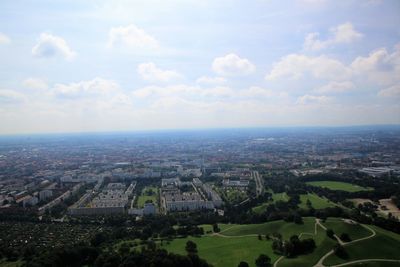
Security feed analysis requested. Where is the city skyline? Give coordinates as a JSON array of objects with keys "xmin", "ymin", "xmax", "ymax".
[{"xmin": 1, "ymin": 0, "xmax": 400, "ymax": 134}]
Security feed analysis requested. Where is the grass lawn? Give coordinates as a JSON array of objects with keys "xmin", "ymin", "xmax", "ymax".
[
  {"xmin": 271, "ymin": 192, "xmax": 289, "ymax": 202},
  {"xmin": 321, "ymin": 218, "xmax": 371, "ymax": 241},
  {"xmin": 306, "ymin": 181, "xmax": 373, "ymax": 192},
  {"xmin": 137, "ymin": 186, "xmax": 158, "ymax": 208},
  {"xmin": 221, "ymin": 217, "xmax": 315, "ymax": 239},
  {"xmin": 323, "ymin": 225, "xmax": 400, "ymax": 266},
  {"xmin": 160, "ymin": 235, "xmax": 278, "ymax": 267},
  {"xmin": 298, "ymin": 193, "xmax": 337, "ymax": 210},
  {"xmin": 224, "ymin": 189, "xmax": 248, "ymax": 204}
]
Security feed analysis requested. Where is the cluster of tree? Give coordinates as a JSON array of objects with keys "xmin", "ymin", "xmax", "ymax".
[
  {"xmin": 20, "ymin": 240, "xmax": 213, "ymax": 267},
  {"xmin": 272, "ymin": 235, "xmax": 316, "ymax": 258}
]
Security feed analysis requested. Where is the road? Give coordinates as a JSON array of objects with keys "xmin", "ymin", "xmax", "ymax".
[{"xmin": 252, "ymin": 171, "xmax": 264, "ymax": 197}]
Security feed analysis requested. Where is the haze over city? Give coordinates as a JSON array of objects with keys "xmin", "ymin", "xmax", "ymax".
[{"xmin": 0, "ymin": 0, "xmax": 399, "ymax": 135}]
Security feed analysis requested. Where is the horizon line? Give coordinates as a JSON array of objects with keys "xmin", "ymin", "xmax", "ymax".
[{"xmin": 1, "ymin": 123, "xmax": 400, "ymax": 138}]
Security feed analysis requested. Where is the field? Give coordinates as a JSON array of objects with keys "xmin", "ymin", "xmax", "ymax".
[
  {"xmin": 323, "ymin": 225, "xmax": 400, "ymax": 266},
  {"xmin": 136, "ymin": 186, "xmax": 158, "ymax": 208},
  {"xmin": 306, "ymin": 181, "xmax": 373, "ymax": 192},
  {"xmin": 160, "ymin": 235, "xmax": 278, "ymax": 267},
  {"xmin": 161, "ymin": 218, "xmax": 316, "ymax": 267},
  {"xmin": 298, "ymin": 193, "xmax": 337, "ymax": 210},
  {"xmin": 222, "ymin": 188, "xmax": 248, "ymax": 204}
]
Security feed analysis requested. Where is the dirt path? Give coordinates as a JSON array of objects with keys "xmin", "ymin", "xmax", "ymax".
[
  {"xmin": 212, "ymin": 232, "xmax": 259, "ymax": 238},
  {"xmin": 273, "ymin": 256, "xmax": 284, "ymax": 267},
  {"xmin": 330, "ymin": 259, "xmax": 400, "ymax": 267}
]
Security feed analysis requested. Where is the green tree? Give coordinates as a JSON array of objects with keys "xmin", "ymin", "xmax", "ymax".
[
  {"xmin": 326, "ymin": 229, "xmax": 335, "ymax": 239},
  {"xmin": 238, "ymin": 261, "xmax": 250, "ymax": 267},
  {"xmin": 185, "ymin": 240, "xmax": 198, "ymax": 254},
  {"xmin": 255, "ymin": 254, "xmax": 271, "ymax": 267}
]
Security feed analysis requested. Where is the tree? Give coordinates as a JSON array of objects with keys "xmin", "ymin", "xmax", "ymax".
[
  {"xmin": 334, "ymin": 244, "xmax": 349, "ymax": 259},
  {"xmin": 255, "ymin": 254, "xmax": 271, "ymax": 267},
  {"xmin": 213, "ymin": 223, "xmax": 220, "ymax": 233},
  {"xmin": 90, "ymin": 232, "xmax": 108, "ymax": 247},
  {"xmin": 326, "ymin": 229, "xmax": 335, "ymax": 239},
  {"xmin": 340, "ymin": 233, "xmax": 351, "ymax": 242},
  {"xmin": 238, "ymin": 261, "xmax": 250, "ymax": 267},
  {"xmin": 185, "ymin": 240, "xmax": 198, "ymax": 254}
]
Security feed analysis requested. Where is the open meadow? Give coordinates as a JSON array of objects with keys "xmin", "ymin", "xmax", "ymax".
[{"xmin": 306, "ymin": 181, "xmax": 373, "ymax": 192}]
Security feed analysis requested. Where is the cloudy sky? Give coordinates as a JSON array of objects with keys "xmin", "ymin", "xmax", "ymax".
[{"xmin": 0, "ymin": 0, "xmax": 399, "ymax": 134}]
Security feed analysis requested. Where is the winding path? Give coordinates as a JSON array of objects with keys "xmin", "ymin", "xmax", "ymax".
[
  {"xmin": 273, "ymin": 219, "xmax": 321, "ymax": 267},
  {"xmin": 314, "ymin": 220, "xmax": 378, "ymax": 267},
  {"xmin": 329, "ymin": 259, "xmax": 400, "ymax": 267},
  {"xmin": 208, "ymin": 219, "xmax": 396, "ymax": 267}
]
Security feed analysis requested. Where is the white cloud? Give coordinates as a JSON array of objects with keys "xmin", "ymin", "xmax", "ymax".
[
  {"xmin": 107, "ymin": 24, "xmax": 158, "ymax": 48},
  {"xmin": 378, "ymin": 85, "xmax": 400, "ymax": 97},
  {"xmin": 32, "ymin": 33, "xmax": 76, "ymax": 60},
  {"xmin": 265, "ymin": 54, "xmax": 350, "ymax": 81},
  {"xmin": 23, "ymin": 78, "xmax": 48, "ymax": 90},
  {"xmin": 304, "ymin": 22, "xmax": 363, "ymax": 50},
  {"xmin": 212, "ymin": 53, "xmax": 256, "ymax": 76},
  {"xmin": 296, "ymin": 94, "xmax": 332, "ymax": 105},
  {"xmin": 53, "ymin": 78, "xmax": 120, "ymax": 98},
  {"xmin": 0, "ymin": 33, "xmax": 11, "ymax": 44},
  {"xmin": 196, "ymin": 76, "xmax": 226, "ymax": 85},
  {"xmin": 137, "ymin": 62, "xmax": 182, "ymax": 82},
  {"xmin": 238, "ymin": 86, "xmax": 276, "ymax": 98},
  {"xmin": 132, "ymin": 84, "xmax": 233, "ymax": 99},
  {"xmin": 350, "ymin": 45, "xmax": 400, "ymax": 85},
  {"xmin": 315, "ymin": 81, "xmax": 354, "ymax": 94},
  {"xmin": 0, "ymin": 89, "xmax": 25, "ymax": 103}
]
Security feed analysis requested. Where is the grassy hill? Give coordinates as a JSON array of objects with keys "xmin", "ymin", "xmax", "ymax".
[
  {"xmin": 323, "ymin": 225, "xmax": 400, "ymax": 266},
  {"xmin": 278, "ymin": 223, "xmax": 336, "ymax": 267},
  {"xmin": 221, "ymin": 217, "xmax": 315, "ymax": 238}
]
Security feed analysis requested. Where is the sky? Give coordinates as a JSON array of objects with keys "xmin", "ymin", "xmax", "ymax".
[{"xmin": 0, "ymin": 0, "xmax": 399, "ymax": 134}]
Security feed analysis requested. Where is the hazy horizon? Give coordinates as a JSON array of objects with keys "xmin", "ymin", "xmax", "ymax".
[
  {"xmin": 1, "ymin": 0, "xmax": 399, "ymax": 134},
  {"xmin": 1, "ymin": 123, "xmax": 399, "ymax": 138}
]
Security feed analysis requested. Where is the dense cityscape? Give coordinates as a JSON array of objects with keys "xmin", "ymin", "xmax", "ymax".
[{"xmin": 0, "ymin": 127, "xmax": 399, "ymax": 266}]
